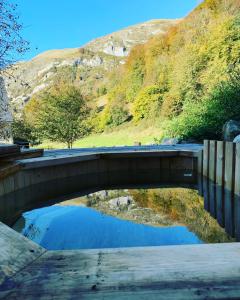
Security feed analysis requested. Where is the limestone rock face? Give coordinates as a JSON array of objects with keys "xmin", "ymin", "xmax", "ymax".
[
  {"xmin": 5, "ymin": 19, "xmax": 180, "ymax": 116},
  {"xmin": 109, "ymin": 196, "xmax": 133, "ymax": 209},
  {"xmin": 223, "ymin": 120, "xmax": 240, "ymax": 141},
  {"xmin": 0, "ymin": 77, "xmax": 13, "ymax": 143},
  {"xmin": 85, "ymin": 19, "xmax": 180, "ymax": 57}
]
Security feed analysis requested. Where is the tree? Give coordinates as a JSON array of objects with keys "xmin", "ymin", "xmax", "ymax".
[
  {"xmin": 108, "ymin": 106, "xmax": 129, "ymax": 127},
  {"xmin": 0, "ymin": 0, "xmax": 29, "ymax": 72},
  {"xmin": 133, "ymin": 85, "xmax": 164, "ymax": 122},
  {"xmin": 37, "ymin": 85, "xmax": 89, "ymax": 148},
  {"xmin": 0, "ymin": 1, "xmax": 28, "ymax": 142},
  {"xmin": 12, "ymin": 118, "xmax": 40, "ymax": 146}
]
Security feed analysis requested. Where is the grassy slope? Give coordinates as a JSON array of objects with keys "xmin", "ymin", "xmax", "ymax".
[{"xmin": 37, "ymin": 123, "xmax": 163, "ymax": 149}]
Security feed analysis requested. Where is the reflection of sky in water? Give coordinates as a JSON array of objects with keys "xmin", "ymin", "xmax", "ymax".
[{"xmin": 13, "ymin": 206, "xmax": 203, "ymax": 250}]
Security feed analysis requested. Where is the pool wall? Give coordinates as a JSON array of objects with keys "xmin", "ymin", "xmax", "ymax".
[{"xmin": 0, "ymin": 151, "xmax": 198, "ymax": 225}]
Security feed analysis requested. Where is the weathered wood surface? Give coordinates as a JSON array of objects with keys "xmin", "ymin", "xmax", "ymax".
[
  {"xmin": 234, "ymin": 143, "xmax": 240, "ymax": 240},
  {"xmin": 197, "ymin": 150, "xmax": 203, "ymax": 196},
  {"xmin": 202, "ymin": 140, "xmax": 209, "ymax": 211},
  {"xmin": 44, "ymin": 144, "xmax": 203, "ymax": 156},
  {"xmin": 216, "ymin": 141, "xmax": 225, "ymax": 227},
  {"xmin": 224, "ymin": 142, "xmax": 236, "ymax": 236},
  {"xmin": 4, "ymin": 148, "xmax": 44, "ymax": 161},
  {"xmin": 200, "ymin": 140, "xmax": 240, "ymax": 239},
  {"xmin": 1, "ymin": 243, "xmax": 240, "ymax": 299},
  {"xmin": 17, "ymin": 144, "xmax": 202, "ymax": 169},
  {"xmin": 0, "ymin": 144, "xmax": 20, "ymax": 156},
  {"xmin": 209, "ymin": 141, "xmax": 217, "ymax": 217},
  {"xmin": 0, "ymin": 222, "xmax": 45, "ymax": 285},
  {"xmin": 18, "ymin": 153, "xmax": 100, "ymax": 169},
  {"xmin": 0, "ymin": 145, "xmax": 200, "ymax": 225},
  {"xmin": 0, "ymin": 163, "xmax": 21, "ymax": 180}
]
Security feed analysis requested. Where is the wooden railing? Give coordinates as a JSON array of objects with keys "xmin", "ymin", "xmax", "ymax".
[{"xmin": 198, "ymin": 140, "xmax": 240, "ymax": 240}]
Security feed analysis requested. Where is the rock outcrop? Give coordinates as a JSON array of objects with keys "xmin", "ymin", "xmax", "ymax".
[
  {"xmin": 233, "ymin": 135, "xmax": 240, "ymax": 143},
  {"xmin": 85, "ymin": 19, "xmax": 180, "ymax": 57},
  {"xmin": 223, "ymin": 120, "xmax": 240, "ymax": 141},
  {"xmin": 109, "ymin": 196, "xmax": 133, "ymax": 209}
]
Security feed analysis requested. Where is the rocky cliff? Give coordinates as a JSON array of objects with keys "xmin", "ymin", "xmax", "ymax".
[
  {"xmin": 85, "ymin": 19, "xmax": 179, "ymax": 57},
  {"xmin": 5, "ymin": 19, "xmax": 179, "ymax": 116}
]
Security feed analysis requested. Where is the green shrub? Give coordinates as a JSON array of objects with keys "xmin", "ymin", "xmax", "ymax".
[
  {"xmin": 133, "ymin": 85, "xmax": 164, "ymax": 121},
  {"xmin": 167, "ymin": 80, "xmax": 240, "ymax": 140},
  {"xmin": 12, "ymin": 119, "xmax": 40, "ymax": 145}
]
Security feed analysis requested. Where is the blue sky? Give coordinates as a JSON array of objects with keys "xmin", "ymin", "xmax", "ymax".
[{"xmin": 15, "ymin": 0, "xmax": 202, "ymax": 60}]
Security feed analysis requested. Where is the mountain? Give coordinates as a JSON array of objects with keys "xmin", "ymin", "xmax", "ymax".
[
  {"xmin": 5, "ymin": 19, "xmax": 179, "ymax": 116},
  {"xmin": 85, "ymin": 19, "xmax": 179, "ymax": 57}
]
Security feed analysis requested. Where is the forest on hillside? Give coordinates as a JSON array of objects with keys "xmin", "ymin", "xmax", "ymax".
[
  {"xmin": 98, "ymin": 0, "xmax": 240, "ymax": 141},
  {"xmin": 17, "ymin": 0, "xmax": 240, "ymax": 146}
]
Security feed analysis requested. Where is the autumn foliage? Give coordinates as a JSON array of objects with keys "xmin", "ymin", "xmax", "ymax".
[{"xmin": 100, "ymin": 0, "xmax": 240, "ymax": 140}]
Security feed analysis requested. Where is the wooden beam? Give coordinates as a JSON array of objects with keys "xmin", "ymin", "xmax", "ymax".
[
  {"xmin": 209, "ymin": 140, "xmax": 217, "ymax": 218},
  {"xmin": 1, "ymin": 242, "xmax": 240, "ymax": 299},
  {"xmin": 203, "ymin": 140, "xmax": 210, "ymax": 211},
  {"xmin": 216, "ymin": 141, "xmax": 225, "ymax": 227},
  {"xmin": 234, "ymin": 143, "xmax": 240, "ymax": 241},
  {"xmin": 224, "ymin": 142, "xmax": 236, "ymax": 236}
]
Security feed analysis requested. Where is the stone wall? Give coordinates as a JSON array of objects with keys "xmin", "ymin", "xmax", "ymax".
[{"xmin": 0, "ymin": 77, "xmax": 13, "ymax": 143}]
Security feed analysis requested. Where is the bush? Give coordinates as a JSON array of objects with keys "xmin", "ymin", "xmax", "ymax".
[
  {"xmin": 97, "ymin": 86, "xmax": 107, "ymax": 96},
  {"xmin": 167, "ymin": 80, "xmax": 240, "ymax": 140},
  {"xmin": 133, "ymin": 85, "xmax": 164, "ymax": 121},
  {"xmin": 12, "ymin": 119, "xmax": 40, "ymax": 145}
]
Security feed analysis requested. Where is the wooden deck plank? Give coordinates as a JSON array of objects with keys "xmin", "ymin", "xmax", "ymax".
[
  {"xmin": 1, "ymin": 243, "xmax": 240, "ymax": 299},
  {"xmin": 0, "ymin": 222, "xmax": 45, "ymax": 285},
  {"xmin": 17, "ymin": 144, "xmax": 202, "ymax": 169},
  {"xmin": 0, "ymin": 145, "xmax": 20, "ymax": 156},
  {"xmin": 0, "ymin": 163, "xmax": 21, "ymax": 180}
]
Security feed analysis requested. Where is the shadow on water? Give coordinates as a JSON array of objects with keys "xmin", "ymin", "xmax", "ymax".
[{"xmin": 12, "ymin": 185, "xmax": 234, "ymax": 250}]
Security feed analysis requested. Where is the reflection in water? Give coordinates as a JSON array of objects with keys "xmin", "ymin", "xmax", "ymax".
[
  {"xmin": 13, "ymin": 205, "xmax": 202, "ymax": 250},
  {"xmin": 129, "ymin": 188, "xmax": 234, "ymax": 243}
]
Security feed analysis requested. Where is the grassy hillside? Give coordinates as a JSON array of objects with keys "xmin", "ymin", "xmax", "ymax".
[
  {"xmin": 12, "ymin": 0, "xmax": 240, "ymax": 148},
  {"xmin": 97, "ymin": 0, "xmax": 240, "ymax": 142},
  {"xmin": 38, "ymin": 123, "xmax": 162, "ymax": 149}
]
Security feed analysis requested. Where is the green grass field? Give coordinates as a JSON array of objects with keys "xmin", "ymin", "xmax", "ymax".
[{"xmin": 37, "ymin": 124, "xmax": 163, "ymax": 149}]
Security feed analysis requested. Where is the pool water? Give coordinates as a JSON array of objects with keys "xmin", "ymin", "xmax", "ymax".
[{"xmin": 13, "ymin": 205, "xmax": 202, "ymax": 250}]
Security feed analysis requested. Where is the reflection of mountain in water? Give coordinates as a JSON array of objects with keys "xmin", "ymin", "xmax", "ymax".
[{"xmin": 13, "ymin": 205, "xmax": 202, "ymax": 250}]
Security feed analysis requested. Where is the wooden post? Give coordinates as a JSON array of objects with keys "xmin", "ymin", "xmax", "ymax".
[
  {"xmin": 203, "ymin": 140, "xmax": 210, "ymax": 211},
  {"xmin": 209, "ymin": 140, "xmax": 217, "ymax": 218},
  {"xmin": 198, "ymin": 150, "xmax": 203, "ymax": 196},
  {"xmin": 224, "ymin": 142, "xmax": 236, "ymax": 237},
  {"xmin": 234, "ymin": 143, "xmax": 240, "ymax": 241},
  {"xmin": 216, "ymin": 141, "xmax": 225, "ymax": 227}
]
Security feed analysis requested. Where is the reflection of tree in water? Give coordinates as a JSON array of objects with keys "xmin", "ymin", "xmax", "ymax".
[
  {"xmin": 23, "ymin": 221, "xmax": 41, "ymax": 240},
  {"xmin": 130, "ymin": 188, "xmax": 235, "ymax": 244}
]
